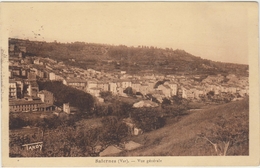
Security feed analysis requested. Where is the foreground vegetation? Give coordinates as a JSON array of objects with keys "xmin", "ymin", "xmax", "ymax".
[
  {"xmin": 119, "ymin": 97, "xmax": 249, "ymax": 156},
  {"xmin": 9, "ymin": 92, "xmax": 188, "ymax": 157},
  {"xmin": 9, "ymin": 96, "xmax": 248, "ymax": 156}
]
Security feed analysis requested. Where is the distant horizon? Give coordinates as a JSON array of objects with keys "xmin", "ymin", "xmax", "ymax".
[{"xmin": 9, "ymin": 36, "xmax": 249, "ymax": 66}]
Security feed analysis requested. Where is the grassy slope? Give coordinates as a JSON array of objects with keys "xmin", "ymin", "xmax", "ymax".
[{"xmin": 120, "ymin": 97, "xmax": 249, "ymax": 156}]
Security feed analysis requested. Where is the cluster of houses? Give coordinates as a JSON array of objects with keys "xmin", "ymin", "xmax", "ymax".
[
  {"xmin": 9, "ymin": 42, "xmax": 249, "ymax": 113},
  {"xmin": 9, "ymin": 72, "xmax": 76, "ymax": 114},
  {"xmin": 9, "ymin": 79, "xmax": 55, "ymax": 113}
]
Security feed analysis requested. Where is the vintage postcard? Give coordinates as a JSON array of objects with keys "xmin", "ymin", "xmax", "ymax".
[{"xmin": 1, "ymin": 2, "xmax": 259, "ymax": 167}]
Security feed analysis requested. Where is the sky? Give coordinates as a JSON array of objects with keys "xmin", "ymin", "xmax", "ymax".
[{"xmin": 2, "ymin": 2, "xmax": 256, "ymax": 64}]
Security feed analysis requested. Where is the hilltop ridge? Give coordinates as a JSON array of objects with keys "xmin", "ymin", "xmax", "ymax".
[{"xmin": 9, "ymin": 38, "xmax": 248, "ymax": 76}]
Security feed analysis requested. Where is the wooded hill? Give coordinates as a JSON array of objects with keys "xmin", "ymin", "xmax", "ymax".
[{"xmin": 9, "ymin": 38, "xmax": 249, "ymax": 76}]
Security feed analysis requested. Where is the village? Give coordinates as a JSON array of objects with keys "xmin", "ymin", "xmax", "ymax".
[
  {"xmin": 9, "ymin": 41, "xmax": 249, "ymax": 113},
  {"xmin": 8, "ymin": 39, "xmax": 249, "ymax": 157}
]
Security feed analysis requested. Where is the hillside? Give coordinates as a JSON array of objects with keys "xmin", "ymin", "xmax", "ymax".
[
  {"xmin": 119, "ymin": 97, "xmax": 249, "ymax": 156},
  {"xmin": 9, "ymin": 38, "xmax": 249, "ymax": 76}
]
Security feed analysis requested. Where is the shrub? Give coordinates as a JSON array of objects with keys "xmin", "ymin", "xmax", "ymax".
[
  {"xmin": 132, "ymin": 108, "xmax": 165, "ymax": 132},
  {"xmin": 9, "ymin": 115, "xmax": 26, "ymax": 129}
]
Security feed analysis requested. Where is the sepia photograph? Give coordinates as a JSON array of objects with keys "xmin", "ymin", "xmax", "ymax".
[{"xmin": 1, "ymin": 2, "xmax": 259, "ymax": 167}]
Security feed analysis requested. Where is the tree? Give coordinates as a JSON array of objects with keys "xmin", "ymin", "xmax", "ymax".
[
  {"xmin": 9, "ymin": 115, "xmax": 26, "ymax": 129},
  {"xmin": 37, "ymin": 81, "xmax": 95, "ymax": 112},
  {"xmin": 197, "ymin": 110, "xmax": 249, "ymax": 156},
  {"xmin": 100, "ymin": 91, "xmax": 113, "ymax": 102},
  {"xmin": 93, "ymin": 104, "xmax": 112, "ymax": 117},
  {"xmin": 123, "ymin": 87, "xmax": 133, "ymax": 96},
  {"xmin": 162, "ymin": 98, "xmax": 171, "ymax": 107},
  {"xmin": 101, "ymin": 116, "xmax": 128, "ymax": 145},
  {"xmin": 132, "ymin": 108, "xmax": 165, "ymax": 132}
]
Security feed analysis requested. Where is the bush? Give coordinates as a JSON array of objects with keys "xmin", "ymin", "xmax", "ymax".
[
  {"xmin": 132, "ymin": 108, "xmax": 165, "ymax": 132},
  {"xmin": 123, "ymin": 87, "xmax": 134, "ymax": 96},
  {"xmin": 9, "ymin": 115, "xmax": 26, "ymax": 129},
  {"xmin": 100, "ymin": 91, "xmax": 113, "ymax": 102},
  {"xmin": 101, "ymin": 116, "xmax": 128, "ymax": 144}
]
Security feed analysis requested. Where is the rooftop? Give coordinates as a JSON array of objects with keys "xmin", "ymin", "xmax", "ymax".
[{"xmin": 9, "ymin": 99, "xmax": 43, "ymax": 106}]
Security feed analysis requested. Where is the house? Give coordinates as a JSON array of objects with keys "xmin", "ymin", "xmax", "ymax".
[
  {"xmin": 117, "ymin": 88, "xmax": 127, "ymax": 97},
  {"xmin": 213, "ymin": 85, "xmax": 221, "ymax": 95},
  {"xmin": 147, "ymin": 80, "xmax": 156, "ymax": 91},
  {"xmin": 122, "ymin": 117, "xmax": 143, "ymax": 135},
  {"xmin": 63, "ymin": 78, "xmax": 87, "ymax": 90},
  {"xmin": 230, "ymin": 87, "xmax": 237, "ymax": 94},
  {"xmin": 165, "ymin": 74, "xmax": 175, "ymax": 79},
  {"xmin": 143, "ymin": 73, "xmax": 156, "ymax": 80},
  {"xmin": 88, "ymin": 87, "xmax": 101, "ymax": 97},
  {"xmin": 202, "ymin": 75, "xmax": 224, "ymax": 84},
  {"xmin": 131, "ymin": 82, "xmax": 141, "ymax": 92},
  {"xmin": 27, "ymin": 71, "xmax": 37, "ymax": 81},
  {"xmin": 179, "ymin": 87, "xmax": 187, "ymax": 99},
  {"xmin": 63, "ymin": 103, "xmax": 70, "ymax": 114},
  {"xmin": 220, "ymin": 86, "xmax": 228, "ymax": 93},
  {"xmin": 9, "ymin": 51, "xmax": 22, "ymax": 58},
  {"xmin": 97, "ymin": 82, "xmax": 109, "ymax": 91},
  {"xmin": 46, "ymin": 64, "xmax": 53, "ymax": 71},
  {"xmin": 23, "ymin": 57, "xmax": 33, "ymax": 64},
  {"xmin": 116, "ymin": 81, "xmax": 122, "ymax": 88},
  {"xmin": 37, "ymin": 69, "xmax": 44, "ymax": 78},
  {"xmin": 49, "ymin": 72, "xmax": 56, "ymax": 81},
  {"xmin": 156, "ymin": 74, "xmax": 165, "ymax": 80},
  {"xmin": 27, "ymin": 81, "xmax": 39, "ymax": 97},
  {"xmin": 65, "ymin": 72, "xmax": 75, "ymax": 78},
  {"xmin": 9, "ymin": 99, "xmax": 43, "ymax": 112},
  {"xmin": 37, "ymin": 90, "xmax": 54, "ymax": 105},
  {"xmin": 33, "ymin": 58, "xmax": 41, "ymax": 65},
  {"xmin": 194, "ymin": 89, "xmax": 204, "ymax": 99},
  {"xmin": 140, "ymin": 84, "xmax": 149, "ymax": 95},
  {"xmin": 19, "ymin": 46, "xmax": 26, "ymax": 53},
  {"xmin": 164, "ymin": 81, "xmax": 178, "ymax": 96},
  {"xmin": 109, "ymin": 82, "xmax": 117, "ymax": 94},
  {"xmin": 133, "ymin": 100, "xmax": 158, "ymax": 108},
  {"xmin": 37, "ymin": 103, "xmax": 55, "ymax": 112},
  {"xmin": 157, "ymin": 85, "xmax": 172, "ymax": 98},
  {"xmin": 120, "ymin": 71, "xmax": 126, "ymax": 74},
  {"xmin": 33, "ymin": 67, "xmax": 45, "ymax": 78},
  {"xmin": 55, "ymin": 74, "xmax": 64, "ymax": 81},
  {"xmin": 87, "ymin": 68, "xmax": 96, "ymax": 74},
  {"xmin": 87, "ymin": 80, "xmax": 98, "ymax": 90},
  {"xmin": 14, "ymin": 78, "xmax": 24, "ymax": 99},
  {"xmin": 121, "ymin": 80, "xmax": 132, "ymax": 89},
  {"xmin": 238, "ymin": 89, "xmax": 247, "ymax": 97},
  {"xmin": 21, "ymin": 68, "xmax": 28, "ymax": 77},
  {"xmin": 9, "ymin": 79, "xmax": 17, "ymax": 99},
  {"xmin": 9, "ymin": 66, "xmax": 21, "ymax": 76},
  {"xmin": 185, "ymin": 88, "xmax": 195, "ymax": 99}
]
